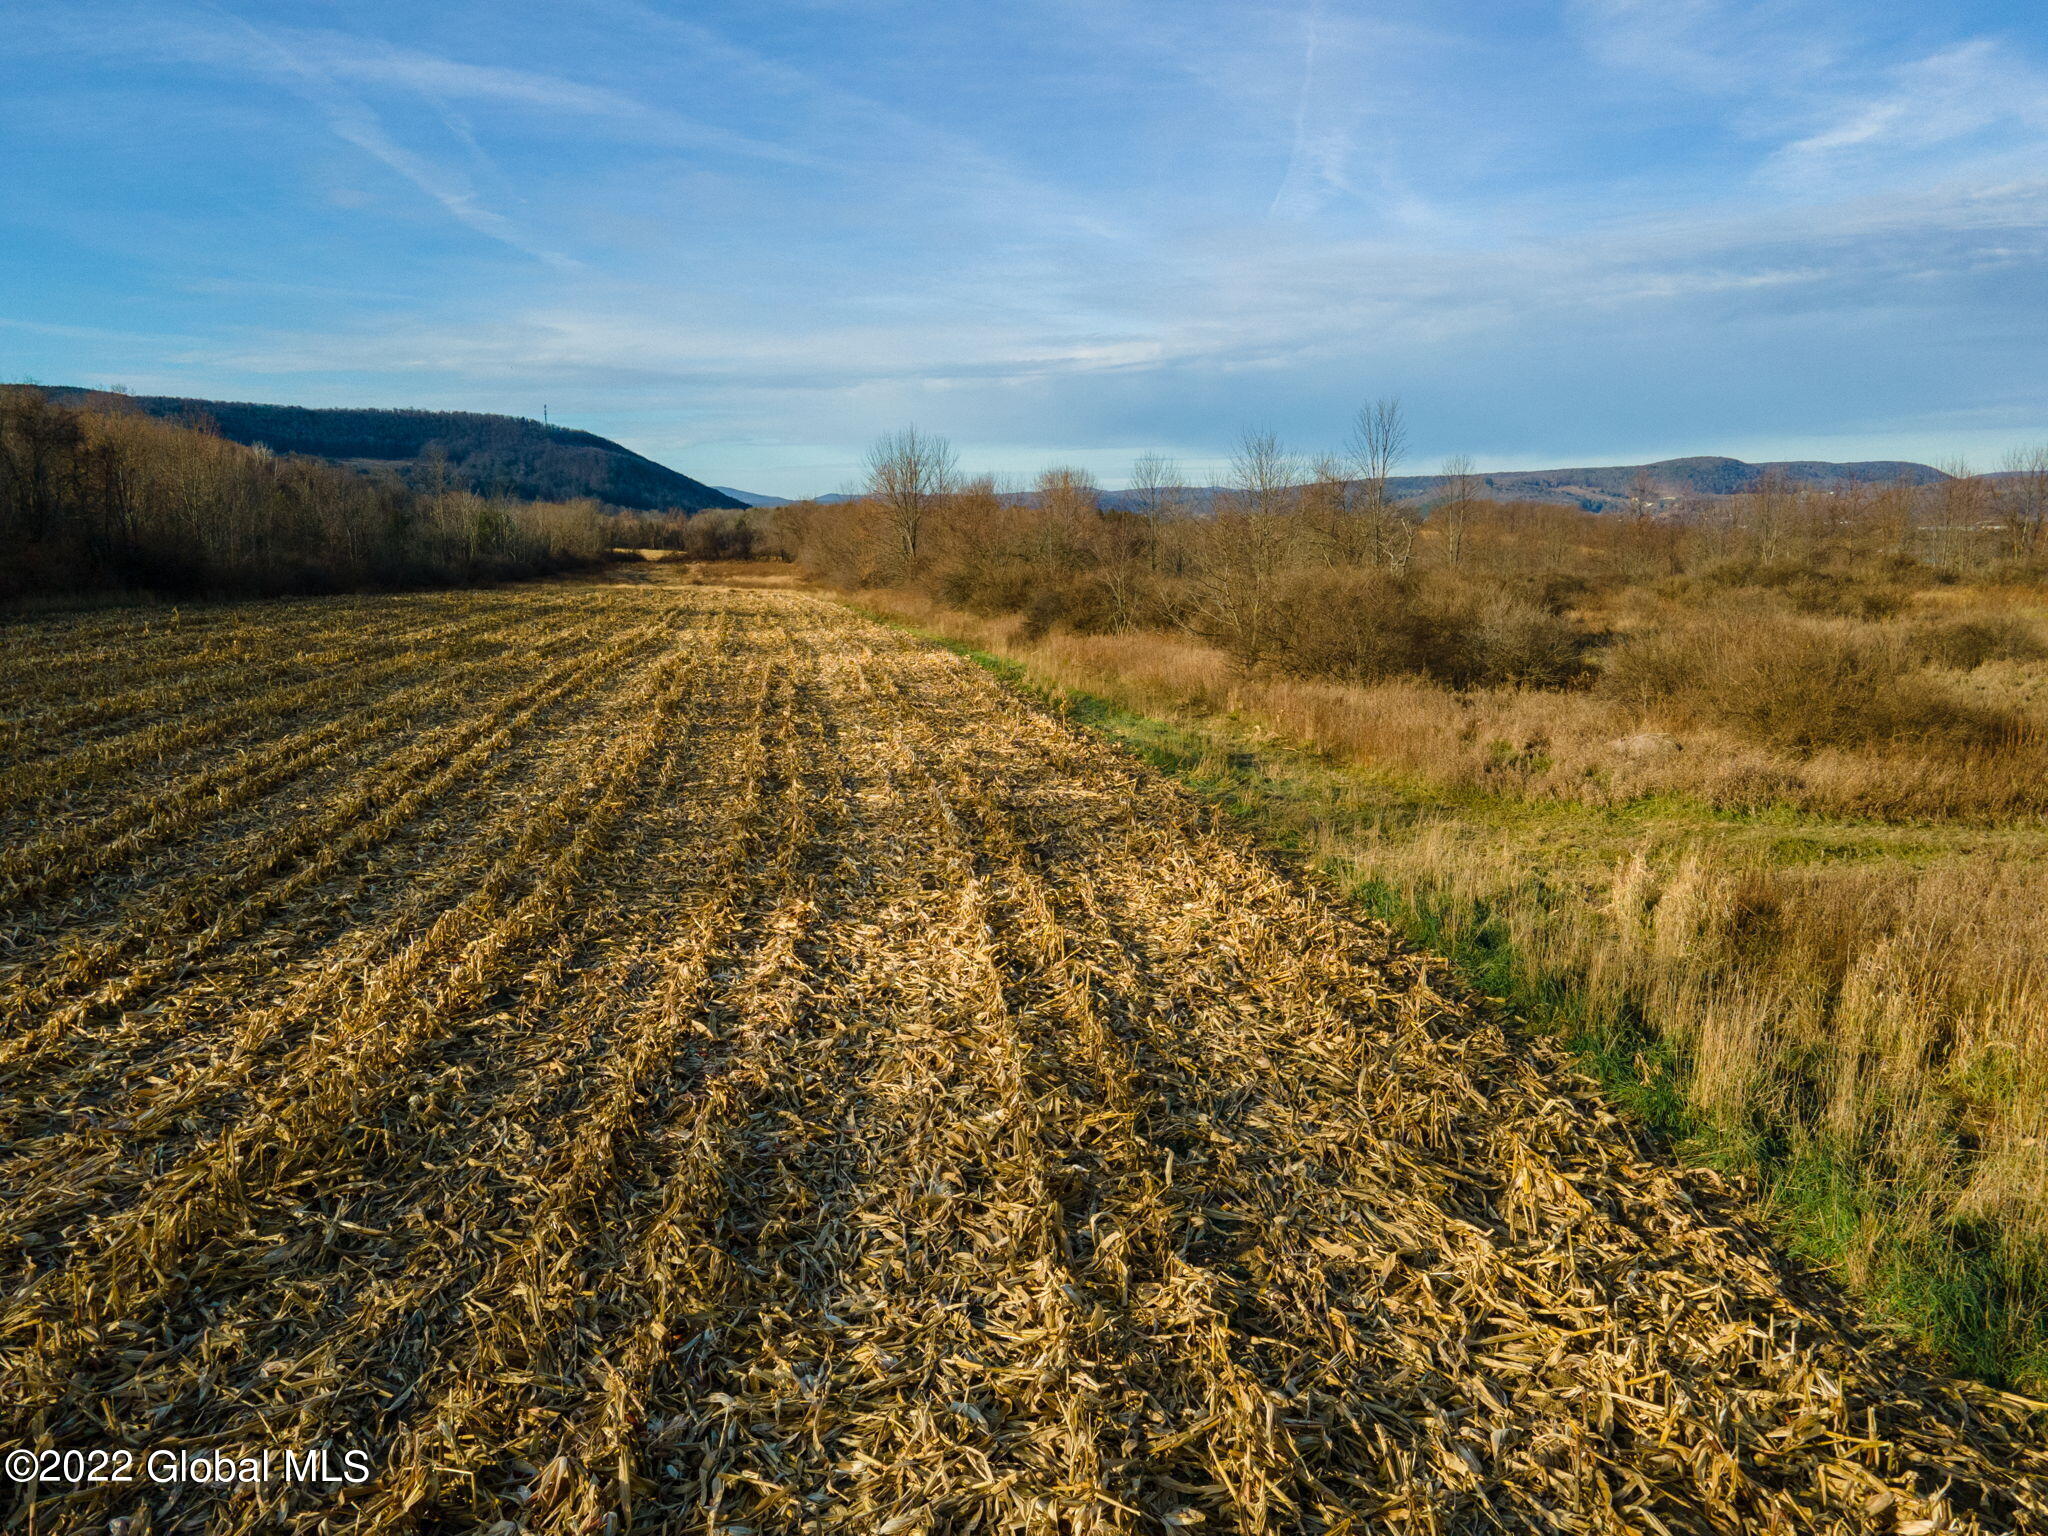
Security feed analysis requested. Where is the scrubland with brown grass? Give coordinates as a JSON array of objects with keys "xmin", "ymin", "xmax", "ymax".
[{"xmin": 779, "ymin": 418, "xmax": 2048, "ymax": 1388}]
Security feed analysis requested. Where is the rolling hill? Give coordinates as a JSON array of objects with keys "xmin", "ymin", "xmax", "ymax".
[
  {"xmin": 738, "ymin": 456, "xmax": 1955, "ymax": 514},
  {"xmin": 711, "ymin": 486, "xmax": 794, "ymax": 508},
  {"xmin": 1088, "ymin": 456, "xmax": 1953, "ymax": 514},
  {"xmin": 48, "ymin": 389, "xmax": 745, "ymax": 513},
  {"xmin": 1404, "ymin": 454, "xmax": 1950, "ymax": 511}
]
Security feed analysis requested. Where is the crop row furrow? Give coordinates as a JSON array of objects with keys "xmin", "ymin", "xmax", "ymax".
[
  {"xmin": 0, "ymin": 614, "xmax": 639, "ymax": 912},
  {"xmin": 592, "ymin": 646, "xmax": 1127, "ymax": 1535},
  {"xmin": 5, "ymin": 586, "xmax": 2046, "ymax": 1536},
  {"xmin": 0, "ymin": 611, "xmax": 672, "ymax": 1037},
  {"xmin": 876, "ymin": 650, "xmax": 1311, "ymax": 1533},
  {"xmin": 24, "ymin": 621, "xmax": 770, "ymax": 1535},
  {"xmin": 868, "ymin": 618, "xmax": 2048, "ymax": 1530},
  {"xmin": 0, "ymin": 602, "xmax": 544, "ymax": 817},
  {"xmin": 0, "ymin": 598, "xmax": 563, "ymax": 764},
  {"xmin": 342, "ymin": 655, "xmax": 797, "ymax": 1529},
  {"xmin": 0, "ymin": 634, "xmax": 708, "ymax": 1406},
  {"xmin": 0, "ymin": 629, "xmax": 689, "ymax": 1178},
  {"xmin": 535, "ymin": 640, "xmax": 893, "ymax": 1536},
  {"xmin": 0, "ymin": 597, "xmax": 389, "ymax": 694}
]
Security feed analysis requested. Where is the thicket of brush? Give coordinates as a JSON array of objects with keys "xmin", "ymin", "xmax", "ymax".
[
  {"xmin": 778, "ymin": 426, "xmax": 2048, "ymax": 819},
  {"xmin": 784, "ymin": 422, "xmax": 2048, "ymax": 1385},
  {"xmin": 0, "ymin": 387, "xmax": 610, "ymax": 598},
  {"xmin": 607, "ymin": 505, "xmax": 768, "ymax": 562}
]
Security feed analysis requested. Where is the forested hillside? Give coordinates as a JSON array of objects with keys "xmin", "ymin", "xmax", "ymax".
[
  {"xmin": 45, "ymin": 389, "xmax": 744, "ymax": 513},
  {"xmin": 2, "ymin": 387, "xmax": 607, "ymax": 596},
  {"xmin": 1067, "ymin": 455, "xmax": 1958, "ymax": 514}
]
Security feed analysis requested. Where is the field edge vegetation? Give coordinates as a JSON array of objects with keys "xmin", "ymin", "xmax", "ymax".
[{"xmin": 843, "ymin": 594, "xmax": 2048, "ymax": 1395}]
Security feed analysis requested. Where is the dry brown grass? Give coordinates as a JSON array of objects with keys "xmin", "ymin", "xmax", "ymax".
[
  {"xmin": 1331, "ymin": 831, "xmax": 2048, "ymax": 1290},
  {"xmin": 3, "ymin": 582, "xmax": 2047, "ymax": 1532},
  {"xmin": 862, "ymin": 588, "xmax": 2048, "ymax": 821}
]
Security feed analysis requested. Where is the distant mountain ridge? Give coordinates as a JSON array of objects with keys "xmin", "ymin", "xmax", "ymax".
[
  {"xmin": 1393, "ymin": 455, "xmax": 1950, "ymax": 512},
  {"xmin": 1088, "ymin": 456, "xmax": 1952, "ymax": 514},
  {"xmin": 729, "ymin": 455, "xmax": 1953, "ymax": 513},
  {"xmin": 49, "ymin": 389, "xmax": 745, "ymax": 513},
  {"xmin": 712, "ymin": 486, "xmax": 793, "ymax": 508}
]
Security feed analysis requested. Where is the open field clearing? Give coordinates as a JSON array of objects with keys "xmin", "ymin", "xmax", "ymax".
[{"xmin": 4, "ymin": 578, "xmax": 2048, "ymax": 1534}]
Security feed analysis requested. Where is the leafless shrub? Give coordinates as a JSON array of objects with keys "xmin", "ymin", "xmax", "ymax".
[
  {"xmin": 1262, "ymin": 569, "xmax": 1592, "ymax": 688},
  {"xmin": 1600, "ymin": 615, "xmax": 2012, "ymax": 754},
  {"xmin": 1909, "ymin": 614, "xmax": 2048, "ymax": 670}
]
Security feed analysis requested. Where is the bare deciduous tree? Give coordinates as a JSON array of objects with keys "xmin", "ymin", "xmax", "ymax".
[
  {"xmin": 0, "ymin": 385, "xmax": 611, "ymax": 597},
  {"xmin": 1750, "ymin": 467, "xmax": 1793, "ymax": 563},
  {"xmin": 1435, "ymin": 453, "xmax": 1478, "ymax": 566},
  {"xmin": 2000, "ymin": 444, "xmax": 2048, "ymax": 558},
  {"xmin": 1933, "ymin": 458, "xmax": 1990, "ymax": 571},
  {"xmin": 1127, "ymin": 453, "xmax": 1189, "ymax": 519},
  {"xmin": 864, "ymin": 426, "xmax": 957, "ymax": 567},
  {"xmin": 1228, "ymin": 428, "xmax": 1300, "ymax": 518},
  {"xmin": 1626, "ymin": 466, "xmax": 1659, "ymax": 519},
  {"xmin": 1348, "ymin": 397, "xmax": 1407, "ymax": 504},
  {"xmin": 1031, "ymin": 464, "xmax": 1099, "ymax": 573},
  {"xmin": 1347, "ymin": 396, "xmax": 1415, "ymax": 570},
  {"xmin": 1300, "ymin": 455, "xmax": 1362, "ymax": 566},
  {"xmin": 1035, "ymin": 465, "xmax": 1098, "ymax": 521},
  {"xmin": 1178, "ymin": 429, "xmax": 1304, "ymax": 665}
]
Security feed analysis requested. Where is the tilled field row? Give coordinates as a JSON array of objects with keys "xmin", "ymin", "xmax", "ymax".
[{"xmin": 1, "ymin": 581, "xmax": 2044, "ymax": 1535}]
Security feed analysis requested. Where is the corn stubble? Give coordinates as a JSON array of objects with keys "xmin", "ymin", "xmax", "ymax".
[{"xmin": 1, "ymin": 583, "xmax": 2043, "ymax": 1534}]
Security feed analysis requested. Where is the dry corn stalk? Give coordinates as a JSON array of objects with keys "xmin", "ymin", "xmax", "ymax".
[{"xmin": 0, "ymin": 580, "xmax": 2042, "ymax": 1534}]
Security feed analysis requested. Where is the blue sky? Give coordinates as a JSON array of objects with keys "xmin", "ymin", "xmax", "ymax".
[{"xmin": 4, "ymin": 0, "xmax": 2046, "ymax": 497}]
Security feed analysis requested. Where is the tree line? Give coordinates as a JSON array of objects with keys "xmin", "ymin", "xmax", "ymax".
[
  {"xmin": 1, "ymin": 387, "xmax": 610, "ymax": 599},
  {"xmin": 773, "ymin": 407, "xmax": 2048, "ymax": 690}
]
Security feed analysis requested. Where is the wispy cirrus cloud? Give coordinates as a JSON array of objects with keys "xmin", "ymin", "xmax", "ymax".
[
  {"xmin": 1770, "ymin": 39, "xmax": 2048, "ymax": 178},
  {"xmin": 25, "ymin": 7, "xmax": 577, "ymax": 265},
  {"xmin": 258, "ymin": 29, "xmax": 816, "ymax": 168},
  {"xmin": 11, "ymin": 3, "xmax": 811, "ymax": 267},
  {"xmin": 1565, "ymin": 0, "xmax": 1844, "ymax": 93},
  {"xmin": 1570, "ymin": 0, "xmax": 2048, "ymax": 189},
  {"xmin": 4, "ymin": 0, "xmax": 2045, "ymax": 495},
  {"xmin": 1269, "ymin": 0, "xmax": 1364, "ymax": 221}
]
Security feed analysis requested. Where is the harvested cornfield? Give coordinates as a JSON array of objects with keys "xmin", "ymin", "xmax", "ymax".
[{"xmin": 2, "ymin": 579, "xmax": 2045, "ymax": 1535}]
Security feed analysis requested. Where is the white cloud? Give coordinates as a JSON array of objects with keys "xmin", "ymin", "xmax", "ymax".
[
  {"xmin": 184, "ymin": 165, "xmax": 2048, "ymax": 420},
  {"xmin": 1771, "ymin": 39, "xmax": 2048, "ymax": 178},
  {"xmin": 277, "ymin": 32, "xmax": 816, "ymax": 167},
  {"xmin": 1269, "ymin": 0, "xmax": 1373, "ymax": 222},
  {"xmin": 9, "ymin": 0, "xmax": 2046, "ymax": 485},
  {"xmin": 13, "ymin": 4, "xmax": 818, "ymax": 265},
  {"xmin": 1566, "ymin": 0, "xmax": 1841, "ymax": 93}
]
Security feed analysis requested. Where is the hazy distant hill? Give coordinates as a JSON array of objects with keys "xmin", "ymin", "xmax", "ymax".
[
  {"xmin": 767, "ymin": 456, "xmax": 1950, "ymax": 513},
  {"xmin": 713, "ymin": 486, "xmax": 793, "ymax": 508},
  {"xmin": 1085, "ymin": 456, "xmax": 1952, "ymax": 514},
  {"xmin": 1405, "ymin": 455, "xmax": 1950, "ymax": 512},
  {"xmin": 49, "ymin": 389, "xmax": 745, "ymax": 513}
]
